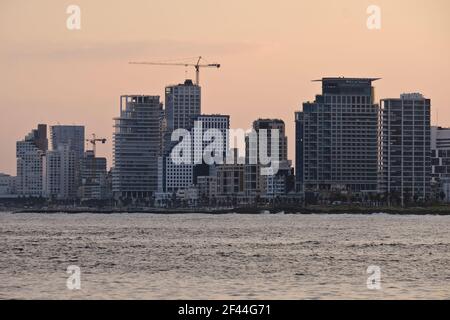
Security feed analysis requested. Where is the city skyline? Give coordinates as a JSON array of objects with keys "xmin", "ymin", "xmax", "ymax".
[
  {"xmin": 4, "ymin": 77, "xmax": 440, "ymax": 205},
  {"xmin": 1, "ymin": 0, "xmax": 450, "ymax": 175},
  {"xmin": 0, "ymin": 76, "xmax": 440, "ymax": 178},
  {"xmin": 2, "ymin": 1, "xmax": 450, "ymax": 303}
]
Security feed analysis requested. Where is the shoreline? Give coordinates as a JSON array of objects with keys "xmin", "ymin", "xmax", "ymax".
[{"xmin": 4, "ymin": 205, "xmax": 450, "ymax": 215}]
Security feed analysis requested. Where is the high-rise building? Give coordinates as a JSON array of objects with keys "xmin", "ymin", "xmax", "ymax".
[
  {"xmin": 157, "ymin": 112, "xmax": 230, "ymax": 196},
  {"xmin": 79, "ymin": 150, "xmax": 108, "ymax": 200},
  {"xmin": 34, "ymin": 124, "xmax": 48, "ymax": 152},
  {"xmin": 380, "ymin": 93, "xmax": 431, "ymax": 205},
  {"xmin": 245, "ymin": 119, "xmax": 288, "ymax": 197},
  {"xmin": 295, "ymin": 111, "xmax": 303, "ymax": 192},
  {"xmin": 431, "ymin": 126, "xmax": 450, "ymax": 202},
  {"xmin": 50, "ymin": 125, "xmax": 85, "ymax": 198},
  {"xmin": 158, "ymin": 80, "xmax": 203, "ymax": 197},
  {"xmin": 295, "ymin": 78, "xmax": 379, "ymax": 194},
  {"xmin": 50, "ymin": 125, "xmax": 85, "ymax": 159},
  {"xmin": 192, "ymin": 114, "xmax": 230, "ymax": 162},
  {"xmin": 164, "ymin": 79, "xmax": 201, "ymax": 153},
  {"xmin": 43, "ymin": 144, "xmax": 77, "ymax": 200},
  {"xmin": 16, "ymin": 124, "xmax": 48, "ymax": 197},
  {"xmin": 113, "ymin": 95, "xmax": 164, "ymax": 200}
]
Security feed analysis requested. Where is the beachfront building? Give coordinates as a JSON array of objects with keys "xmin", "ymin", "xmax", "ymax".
[
  {"xmin": 295, "ymin": 78, "xmax": 379, "ymax": 197},
  {"xmin": 380, "ymin": 93, "xmax": 431, "ymax": 205},
  {"xmin": 245, "ymin": 119, "xmax": 288, "ymax": 198},
  {"xmin": 113, "ymin": 95, "xmax": 164, "ymax": 201},
  {"xmin": 431, "ymin": 126, "xmax": 450, "ymax": 202},
  {"xmin": 16, "ymin": 124, "xmax": 48, "ymax": 197}
]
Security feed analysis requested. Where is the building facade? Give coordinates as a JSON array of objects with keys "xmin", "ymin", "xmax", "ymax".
[
  {"xmin": 380, "ymin": 93, "xmax": 431, "ymax": 205},
  {"xmin": 50, "ymin": 125, "xmax": 85, "ymax": 198},
  {"xmin": 217, "ymin": 164, "xmax": 245, "ymax": 197},
  {"xmin": 43, "ymin": 144, "xmax": 77, "ymax": 200},
  {"xmin": 79, "ymin": 150, "xmax": 108, "ymax": 200},
  {"xmin": 213, "ymin": 148, "xmax": 245, "ymax": 204},
  {"xmin": 16, "ymin": 124, "xmax": 48, "ymax": 197},
  {"xmin": 296, "ymin": 78, "xmax": 379, "ymax": 195},
  {"xmin": 50, "ymin": 125, "xmax": 85, "ymax": 159},
  {"xmin": 192, "ymin": 114, "xmax": 230, "ymax": 163},
  {"xmin": 264, "ymin": 160, "xmax": 295, "ymax": 197},
  {"xmin": 197, "ymin": 176, "xmax": 218, "ymax": 203},
  {"xmin": 157, "ymin": 156, "xmax": 193, "ymax": 194},
  {"xmin": 245, "ymin": 119, "xmax": 288, "ymax": 197},
  {"xmin": 164, "ymin": 79, "xmax": 201, "ymax": 154},
  {"xmin": 113, "ymin": 95, "xmax": 164, "ymax": 200},
  {"xmin": 430, "ymin": 126, "xmax": 450, "ymax": 202},
  {"xmin": 0, "ymin": 173, "xmax": 16, "ymax": 198}
]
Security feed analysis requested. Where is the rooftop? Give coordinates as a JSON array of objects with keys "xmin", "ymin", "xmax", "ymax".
[{"xmin": 312, "ymin": 77, "xmax": 381, "ymax": 82}]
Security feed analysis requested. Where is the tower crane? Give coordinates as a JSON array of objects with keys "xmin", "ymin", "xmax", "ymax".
[
  {"xmin": 129, "ymin": 56, "xmax": 220, "ymax": 86},
  {"xmin": 83, "ymin": 134, "xmax": 107, "ymax": 187},
  {"xmin": 86, "ymin": 134, "xmax": 106, "ymax": 157}
]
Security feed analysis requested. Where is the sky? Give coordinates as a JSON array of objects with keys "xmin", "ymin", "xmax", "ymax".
[{"xmin": 0, "ymin": 0, "xmax": 449, "ymax": 175}]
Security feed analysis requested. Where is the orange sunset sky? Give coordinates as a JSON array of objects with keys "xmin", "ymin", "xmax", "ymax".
[{"xmin": 0, "ymin": 0, "xmax": 449, "ymax": 175}]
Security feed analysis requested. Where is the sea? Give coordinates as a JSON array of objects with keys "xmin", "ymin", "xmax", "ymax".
[{"xmin": 0, "ymin": 212, "xmax": 449, "ymax": 299}]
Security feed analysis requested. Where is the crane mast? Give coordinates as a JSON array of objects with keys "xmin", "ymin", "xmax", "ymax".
[{"xmin": 84, "ymin": 134, "xmax": 107, "ymax": 186}]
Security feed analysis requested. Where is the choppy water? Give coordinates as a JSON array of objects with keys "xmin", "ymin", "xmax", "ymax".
[{"xmin": 0, "ymin": 212, "xmax": 449, "ymax": 299}]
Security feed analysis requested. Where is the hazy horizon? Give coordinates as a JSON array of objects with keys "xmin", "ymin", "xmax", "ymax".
[{"xmin": 1, "ymin": 0, "xmax": 449, "ymax": 175}]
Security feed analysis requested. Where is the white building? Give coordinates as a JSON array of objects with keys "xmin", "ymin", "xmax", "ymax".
[
  {"xmin": 113, "ymin": 95, "xmax": 164, "ymax": 200},
  {"xmin": 164, "ymin": 79, "xmax": 201, "ymax": 154},
  {"xmin": 158, "ymin": 156, "xmax": 193, "ymax": 194},
  {"xmin": 192, "ymin": 114, "xmax": 230, "ymax": 163},
  {"xmin": 16, "ymin": 125, "xmax": 48, "ymax": 197},
  {"xmin": 43, "ymin": 144, "xmax": 77, "ymax": 200},
  {"xmin": 165, "ymin": 79, "xmax": 201, "ymax": 132}
]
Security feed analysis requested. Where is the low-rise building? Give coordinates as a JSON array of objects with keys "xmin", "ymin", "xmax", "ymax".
[
  {"xmin": 158, "ymin": 156, "xmax": 194, "ymax": 194},
  {"xmin": 0, "ymin": 173, "xmax": 17, "ymax": 198},
  {"xmin": 216, "ymin": 149, "xmax": 245, "ymax": 205},
  {"xmin": 264, "ymin": 160, "xmax": 295, "ymax": 197},
  {"xmin": 197, "ymin": 176, "xmax": 218, "ymax": 204}
]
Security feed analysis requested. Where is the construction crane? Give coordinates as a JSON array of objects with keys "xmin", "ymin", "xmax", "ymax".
[
  {"xmin": 86, "ymin": 134, "xmax": 106, "ymax": 157},
  {"xmin": 83, "ymin": 134, "xmax": 107, "ymax": 188},
  {"xmin": 129, "ymin": 56, "xmax": 220, "ymax": 85}
]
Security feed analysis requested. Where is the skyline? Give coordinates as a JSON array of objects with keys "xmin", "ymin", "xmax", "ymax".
[{"xmin": 1, "ymin": 0, "xmax": 450, "ymax": 175}]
